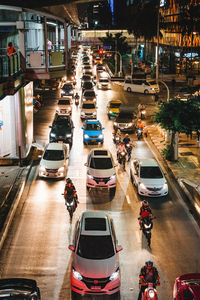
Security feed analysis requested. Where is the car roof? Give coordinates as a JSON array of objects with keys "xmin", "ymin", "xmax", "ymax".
[
  {"xmin": 91, "ymin": 148, "xmax": 110, "ymax": 157},
  {"xmin": 46, "ymin": 143, "xmax": 64, "ymax": 150},
  {"xmin": 80, "ymin": 211, "xmax": 111, "ymax": 236},
  {"xmin": 137, "ymin": 158, "xmax": 159, "ymax": 167}
]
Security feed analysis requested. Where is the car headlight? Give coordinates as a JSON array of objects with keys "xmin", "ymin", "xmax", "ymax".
[
  {"xmin": 40, "ymin": 166, "xmax": 45, "ymax": 171},
  {"xmin": 163, "ymin": 183, "xmax": 168, "ymax": 189},
  {"xmin": 50, "ymin": 133, "xmax": 56, "ymax": 137},
  {"xmin": 151, "ymin": 88, "xmax": 155, "ymax": 91},
  {"xmin": 58, "ymin": 167, "xmax": 65, "ymax": 172},
  {"xmin": 110, "ymin": 174, "xmax": 116, "ymax": 180},
  {"xmin": 139, "ymin": 183, "xmax": 146, "ymax": 189},
  {"xmin": 83, "ymin": 97, "xmax": 86, "ymax": 101},
  {"xmin": 149, "ymin": 289, "xmax": 155, "ymax": 298},
  {"xmin": 109, "ymin": 110, "xmax": 113, "ymax": 114},
  {"xmin": 81, "ymin": 112, "xmax": 85, "ymax": 115},
  {"xmin": 88, "ymin": 174, "xmax": 94, "ymax": 179},
  {"xmin": 93, "ymin": 112, "xmax": 97, "ymax": 115},
  {"xmin": 66, "ymin": 133, "xmax": 72, "ymax": 138},
  {"xmin": 67, "ymin": 107, "xmax": 72, "ymax": 111},
  {"xmin": 114, "ymin": 122, "xmax": 117, "ymax": 126},
  {"xmin": 127, "ymin": 123, "xmax": 133, "ymax": 127},
  {"xmin": 84, "ymin": 134, "xmax": 89, "ymax": 139},
  {"xmin": 72, "ymin": 268, "xmax": 83, "ymax": 281},
  {"xmin": 108, "ymin": 84, "xmax": 111, "ymax": 88},
  {"xmin": 109, "ymin": 270, "xmax": 119, "ymax": 281},
  {"xmin": 98, "ymin": 134, "xmax": 103, "ymax": 139}
]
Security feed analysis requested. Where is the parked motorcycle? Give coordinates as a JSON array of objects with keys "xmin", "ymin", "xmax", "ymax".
[
  {"xmin": 141, "ymin": 282, "xmax": 158, "ymax": 300},
  {"xmin": 125, "ymin": 143, "xmax": 133, "ymax": 161},
  {"xmin": 118, "ymin": 151, "xmax": 127, "ymax": 171},
  {"xmin": 137, "ymin": 128, "xmax": 143, "ymax": 140}
]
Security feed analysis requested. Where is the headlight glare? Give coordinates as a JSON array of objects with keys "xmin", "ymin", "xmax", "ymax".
[
  {"xmin": 58, "ymin": 167, "xmax": 65, "ymax": 172},
  {"xmin": 84, "ymin": 134, "xmax": 89, "ymax": 139},
  {"xmin": 139, "ymin": 183, "xmax": 146, "ymax": 189},
  {"xmin": 109, "ymin": 270, "xmax": 119, "ymax": 281},
  {"xmin": 72, "ymin": 268, "xmax": 83, "ymax": 281}
]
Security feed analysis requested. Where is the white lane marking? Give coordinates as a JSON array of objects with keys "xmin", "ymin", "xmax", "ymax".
[{"xmin": 126, "ymin": 195, "xmax": 131, "ymax": 204}]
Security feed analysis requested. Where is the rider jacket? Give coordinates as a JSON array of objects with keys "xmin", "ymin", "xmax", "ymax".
[
  {"xmin": 64, "ymin": 183, "xmax": 77, "ymax": 199},
  {"xmin": 117, "ymin": 144, "xmax": 127, "ymax": 154},
  {"xmin": 140, "ymin": 206, "xmax": 152, "ymax": 218},
  {"xmin": 140, "ymin": 266, "xmax": 159, "ymax": 284},
  {"xmin": 137, "ymin": 121, "xmax": 144, "ymax": 129},
  {"xmin": 123, "ymin": 137, "xmax": 130, "ymax": 145}
]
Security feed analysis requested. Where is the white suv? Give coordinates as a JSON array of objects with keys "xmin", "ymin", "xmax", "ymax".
[
  {"xmin": 85, "ymin": 149, "xmax": 116, "ymax": 192},
  {"xmin": 69, "ymin": 211, "xmax": 123, "ymax": 297},
  {"xmin": 130, "ymin": 158, "xmax": 168, "ymax": 197},
  {"xmin": 39, "ymin": 143, "xmax": 69, "ymax": 178},
  {"xmin": 80, "ymin": 101, "xmax": 97, "ymax": 120}
]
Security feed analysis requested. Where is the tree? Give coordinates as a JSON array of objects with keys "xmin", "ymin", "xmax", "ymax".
[
  {"xmin": 99, "ymin": 32, "xmax": 130, "ymax": 56},
  {"xmin": 154, "ymin": 99, "xmax": 200, "ymax": 161}
]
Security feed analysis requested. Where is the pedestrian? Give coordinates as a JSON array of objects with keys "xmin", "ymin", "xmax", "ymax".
[
  {"xmin": 47, "ymin": 39, "xmax": 52, "ymax": 51},
  {"xmin": 7, "ymin": 42, "xmax": 16, "ymax": 56}
]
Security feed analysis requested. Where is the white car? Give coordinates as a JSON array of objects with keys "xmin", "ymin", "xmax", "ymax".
[
  {"xmin": 97, "ymin": 78, "xmax": 111, "ymax": 89},
  {"xmin": 56, "ymin": 97, "xmax": 72, "ymax": 116},
  {"xmin": 130, "ymin": 158, "xmax": 168, "ymax": 197},
  {"xmin": 81, "ymin": 89, "xmax": 97, "ymax": 103},
  {"xmin": 69, "ymin": 211, "xmax": 123, "ymax": 297},
  {"xmin": 39, "ymin": 143, "xmax": 69, "ymax": 178},
  {"xmin": 80, "ymin": 101, "xmax": 97, "ymax": 120},
  {"xmin": 85, "ymin": 148, "xmax": 116, "ymax": 192}
]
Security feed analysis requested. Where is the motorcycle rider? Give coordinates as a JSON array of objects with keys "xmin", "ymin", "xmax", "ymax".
[
  {"xmin": 123, "ymin": 134, "xmax": 131, "ymax": 146},
  {"xmin": 136, "ymin": 119, "xmax": 144, "ymax": 130},
  {"xmin": 138, "ymin": 103, "xmax": 146, "ymax": 119},
  {"xmin": 139, "ymin": 200, "xmax": 152, "ymax": 229},
  {"xmin": 113, "ymin": 128, "xmax": 121, "ymax": 143},
  {"xmin": 75, "ymin": 92, "xmax": 80, "ymax": 100},
  {"xmin": 138, "ymin": 260, "xmax": 160, "ymax": 300},
  {"xmin": 117, "ymin": 141, "xmax": 127, "ymax": 160},
  {"xmin": 64, "ymin": 178, "xmax": 79, "ymax": 208}
]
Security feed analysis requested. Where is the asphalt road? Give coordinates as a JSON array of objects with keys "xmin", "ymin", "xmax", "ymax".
[{"xmin": 0, "ymin": 59, "xmax": 199, "ymax": 300}]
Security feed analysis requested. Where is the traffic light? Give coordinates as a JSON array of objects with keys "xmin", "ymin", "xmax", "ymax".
[{"xmin": 98, "ymin": 49, "xmax": 103, "ymax": 55}]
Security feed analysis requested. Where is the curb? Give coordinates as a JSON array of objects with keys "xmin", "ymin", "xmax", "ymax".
[{"xmin": 0, "ymin": 163, "xmax": 33, "ymax": 251}]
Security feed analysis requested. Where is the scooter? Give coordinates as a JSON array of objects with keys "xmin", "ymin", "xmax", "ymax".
[
  {"xmin": 125, "ymin": 143, "xmax": 133, "ymax": 161},
  {"xmin": 118, "ymin": 151, "xmax": 127, "ymax": 171},
  {"xmin": 141, "ymin": 282, "xmax": 158, "ymax": 300},
  {"xmin": 137, "ymin": 128, "xmax": 143, "ymax": 140}
]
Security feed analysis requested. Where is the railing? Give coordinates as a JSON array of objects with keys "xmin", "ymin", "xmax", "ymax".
[
  {"xmin": 26, "ymin": 49, "xmax": 65, "ymax": 69},
  {"xmin": 0, "ymin": 49, "xmax": 22, "ymax": 80}
]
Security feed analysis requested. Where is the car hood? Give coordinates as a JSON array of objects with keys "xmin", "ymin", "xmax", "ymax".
[
  {"xmin": 40, "ymin": 159, "xmax": 65, "ymax": 169},
  {"xmin": 81, "ymin": 108, "xmax": 96, "ymax": 113},
  {"xmin": 57, "ymin": 105, "xmax": 71, "ymax": 110},
  {"xmin": 84, "ymin": 130, "xmax": 102, "ymax": 136},
  {"xmin": 73, "ymin": 255, "xmax": 118, "ymax": 278},
  {"xmin": 50, "ymin": 128, "xmax": 71, "ymax": 135},
  {"xmin": 116, "ymin": 117, "xmax": 133, "ymax": 123},
  {"xmin": 140, "ymin": 177, "xmax": 166, "ymax": 187},
  {"xmin": 88, "ymin": 168, "xmax": 115, "ymax": 177}
]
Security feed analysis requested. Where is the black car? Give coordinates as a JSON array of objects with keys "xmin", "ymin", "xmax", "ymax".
[
  {"xmin": 49, "ymin": 115, "xmax": 74, "ymax": 147},
  {"xmin": 0, "ymin": 278, "xmax": 41, "ymax": 299},
  {"xmin": 61, "ymin": 82, "xmax": 74, "ymax": 97},
  {"xmin": 81, "ymin": 75, "xmax": 93, "ymax": 86},
  {"xmin": 82, "ymin": 81, "xmax": 94, "ymax": 92},
  {"xmin": 114, "ymin": 112, "xmax": 137, "ymax": 132}
]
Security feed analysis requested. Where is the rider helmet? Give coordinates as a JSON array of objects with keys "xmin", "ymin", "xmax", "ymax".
[
  {"xmin": 138, "ymin": 119, "xmax": 141, "ymax": 122},
  {"xmin": 145, "ymin": 260, "xmax": 153, "ymax": 268},
  {"xmin": 66, "ymin": 178, "xmax": 72, "ymax": 184},
  {"xmin": 125, "ymin": 134, "xmax": 129, "ymax": 138},
  {"xmin": 142, "ymin": 200, "xmax": 149, "ymax": 207}
]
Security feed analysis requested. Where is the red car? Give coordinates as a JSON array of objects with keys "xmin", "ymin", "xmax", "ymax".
[{"xmin": 173, "ymin": 273, "xmax": 200, "ymax": 300}]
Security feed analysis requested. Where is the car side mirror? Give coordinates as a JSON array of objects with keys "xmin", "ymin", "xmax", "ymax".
[
  {"xmin": 116, "ymin": 245, "xmax": 123, "ymax": 252},
  {"xmin": 84, "ymin": 163, "xmax": 88, "ymax": 167},
  {"xmin": 49, "ymin": 126, "xmax": 52, "ymax": 128},
  {"xmin": 68, "ymin": 245, "xmax": 75, "ymax": 251}
]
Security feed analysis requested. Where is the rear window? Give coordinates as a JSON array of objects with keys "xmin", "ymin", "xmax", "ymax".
[
  {"xmin": 43, "ymin": 150, "xmax": 64, "ymax": 161},
  {"xmin": 110, "ymin": 103, "xmax": 121, "ymax": 108},
  {"xmin": 140, "ymin": 166, "xmax": 163, "ymax": 179},
  {"xmin": 90, "ymin": 158, "xmax": 113, "ymax": 169},
  {"xmin": 94, "ymin": 150, "xmax": 108, "ymax": 156},
  {"xmin": 84, "ymin": 91, "xmax": 95, "ymax": 97},
  {"xmin": 82, "ymin": 76, "xmax": 91, "ymax": 81},
  {"xmin": 82, "ymin": 103, "xmax": 95, "ymax": 109},
  {"xmin": 85, "ymin": 123, "xmax": 101, "ymax": 131},
  {"xmin": 85, "ymin": 218, "xmax": 107, "ymax": 231},
  {"xmin": 62, "ymin": 84, "xmax": 73, "ymax": 90},
  {"xmin": 58, "ymin": 100, "xmax": 70, "ymax": 105},
  {"xmin": 100, "ymin": 79, "xmax": 109, "ymax": 83}
]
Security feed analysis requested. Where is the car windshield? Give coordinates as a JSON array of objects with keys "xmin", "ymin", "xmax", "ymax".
[
  {"xmin": 77, "ymin": 235, "xmax": 115, "ymax": 259},
  {"xmin": 82, "ymin": 103, "xmax": 95, "ymax": 109},
  {"xmin": 140, "ymin": 166, "xmax": 163, "ymax": 179},
  {"xmin": 100, "ymin": 79, "xmax": 109, "ymax": 83},
  {"xmin": 83, "ymin": 83, "xmax": 93, "ymax": 89},
  {"xmin": 149, "ymin": 81, "xmax": 156, "ymax": 85},
  {"xmin": 110, "ymin": 103, "xmax": 121, "ymax": 108},
  {"xmin": 62, "ymin": 84, "xmax": 73, "ymax": 91},
  {"xmin": 58, "ymin": 100, "xmax": 70, "ymax": 105},
  {"xmin": 43, "ymin": 150, "xmax": 64, "ymax": 161},
  {"xmin": 82, "ymin": 76, "xmax": 91, "ymax": 81},
  {"xmin": 85, "ymin": 123, "xmax": 101, "ymax": 131},
  {"xmin": 84, "ymin": 91, "xmax": 95, "ymax": 97},
  {"xmin": 90, "ymin": 158, "xmax": 113, "ymax": 169}
]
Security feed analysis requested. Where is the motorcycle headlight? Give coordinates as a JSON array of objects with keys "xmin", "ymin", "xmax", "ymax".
[
  {"xmin": 40, "ymin": 166, "xmax": 45, "ymax": 171},
  {"xmin": 72, "ymin": 268, "xmax": 83, "ymax": 281},
  {"xmin": 58, "ymin": 167, "xmax": 65, "ymax": 172},
  {"xmin": 139, "ymin": 183, "xmax": 146, "ymax": 189},
  {"xmin": 149, "ymin": 289, "xmax": 155, "ymax": 298},
  {"xmin": 84, "ymin": 134, "xmax": 89, "ymax": 139},
  {"xmin": 50, "ymin": 133, "xmax": 56, "ymax": 137},
  {"xmin": 109, "ymin": 270, "xmax": 119, "ymax": 281},
  {"xmin": 88, "ymin": 174, "xmax": 94, "ymax": 179},
  {"xmin": 98, "ymin": 134, "xmax": 103, "ymax": 139},
  {"xmin": 110, "ymin": 174, "xmax": 116, "ymax": 180}
]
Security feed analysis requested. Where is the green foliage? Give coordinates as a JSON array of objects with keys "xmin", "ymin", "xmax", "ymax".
[
  {"xmin": 154, "ymin": 99, "xmax": 200, "ymax": 135},
  {"xmin": 162, "ymin": 144, "xmax": 174, "ymax": 161},
  {"xmin": 99, "ymin": 33, "xmax": 130, "ymax": 56}
]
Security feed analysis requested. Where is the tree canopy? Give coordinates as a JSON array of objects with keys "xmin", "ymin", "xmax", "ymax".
[
  {"xmin": 155, "ymin": 99, "xmax": 200, "ymax": 135},
  {"xmin": 99, "ymin": 32, "xmax": 130, "ymax": 55}
]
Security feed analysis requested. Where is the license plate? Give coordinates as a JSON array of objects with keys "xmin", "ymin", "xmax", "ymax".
[
  {"xmin": 92, "ymin": 139, "xmax": 96, "ymax": 142},
  {"xmin": 91, "ymin": 286, "xmax": 101, "ymax": 290},
  {"xmin": 58, "ymin": 141, "xmax": 63, "ymax": 144},
  {"xmin": 99, "ymin": 182, "xmax": 105, "ymax": 186}
]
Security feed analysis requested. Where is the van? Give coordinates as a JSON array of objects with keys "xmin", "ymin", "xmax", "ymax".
[{"xmin": 124, "ymin": 78, "xmax": 159, "ymax": 94}]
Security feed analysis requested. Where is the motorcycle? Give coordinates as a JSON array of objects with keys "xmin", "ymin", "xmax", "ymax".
[
  {"xmin": 125, "ymin": 143, "xmax": 133, "ymax": 162},
  {"xmin": 62, "ymin": 194, "xmax": 77, "ymax": 219},
  {"xmin": 140, "ymin": 109, "xmax": 146, "ymax": 120},
  {"xmin": 113, "ymin": 132, "xmax": 121, "ymax": 145},
  {"xmin": 118, "ymin": 151, "xmax": 127, "ymax": 171},
  {"xmin": 137, "ymin": 128, "xmax": 143, "ymax": 140},
  {"xmin": 139, "ymin": 216, "xmax": 154, "ymax": 247},
  {"xmin": 141, "ymin": 281, "xmax": 158, "ymax": 300},
  {"xmin": 75, "ymin": 94, "xmax": 79, "ymax": 106}
]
